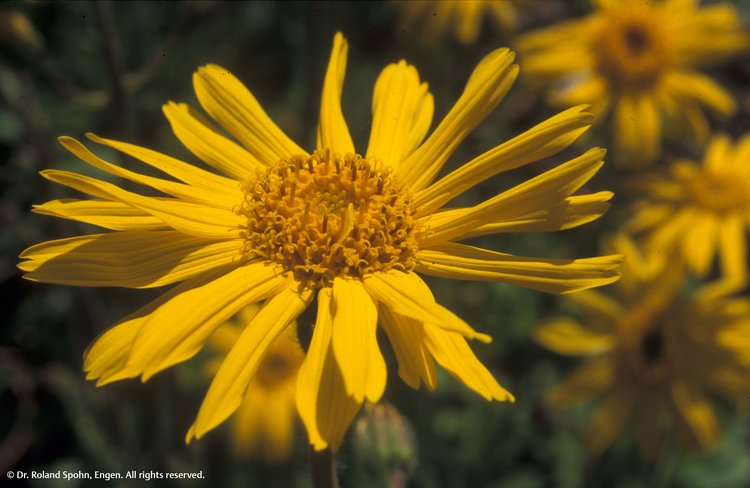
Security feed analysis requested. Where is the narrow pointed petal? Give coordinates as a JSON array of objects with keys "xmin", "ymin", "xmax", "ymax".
[
  {"xmin": 296, "ymin": 288, "xmax": 362, "ymax": 451},
  {"xmin": 534, "ymin": 319, "xmax": 613, "ymax": 356},
  {"xmin": 546, "ymin": 358, "xmax": 613, "ymax": 406},
  {"xmin": 414, "ymin": 105, "xmax": 594, "ymax": 215},
  {"xmin": 32, "ymin": 199, "xmax": 167, "ymax": 231},
  {"xmin": 188, "ymin": 286, "xmax": 313, "ymax": 442},
  {"xmin": 19, "ymin": 231, "xmax": 243, "ymax": 288},
  {"xmin": 399, "ymin": 49, "xmax": 518, "ymax": 191},
  {"xmin": 587, "ymin": 388, "xmax": 633, "ymax": 453},
  {"xmin": 422, "ymin": 324, "xmax": 514, "ymax": 402},
  {"xmin": 41, "ymin": 170, "xmax": 243, "ymax": 239},
  {"xmin": 363, "ymin": 270, "xmax": 491, "ymax": 342},
  {"xmin": 127, "ymin": 262, "xmax": 291, "ymax": 381},
  {"xmin": 162, "ymin": 101, "xmax": 266, "ymax": 179},
  {"xmin": 193, "ymin": 64, "xmax": 306, "ymax": 166},
  {"xmin": 317, "ymin": 33, "xmax": 354, "ymax": 154},
  {"xmin": 421, "ymin": 148, "xmax": 606, "ymax": 246},
  {"xmin": 417, "ymin": 243, "xmax": 622, "ymax": 294},
  {"xmin": 366, "ymin": 60, "xmax": 434, "ymax": 168},
  {"xmin": 331, "ymin": 277, "xmax": 386, "ymax": 404},
  {"xmin": 379, "ymin": 305, "xmax": 437, "ymax": 390},
  {"xmin": 671, "ymin": 382, "xmax": 720, "ymax": 448}
]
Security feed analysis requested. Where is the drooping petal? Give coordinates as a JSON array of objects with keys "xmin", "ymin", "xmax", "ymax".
[
  {"xmin": 193, "ymin": 64, "xmax": 306, "ymax": 166},
  {"xmin": 378, "ymin": 304, "xmax": 437, "ymax": 390},
  {"xmin": 32, "ymin": 199, "xmax": 168, "ymax": 231},
  {"xmin": 127, "ymin": 262, "xmax": 291, "ymax": 381},
  {"xmin": 19, "ymin": 231, "xmax": 243, "ymax": 288},
  {"xmin": 587, "ymin": 388, "xmax": 634, "ymax": 453},
  {"xmin": 41, "ymin": 170, "xmax": 244, "ymax": 239},
  {"xmin": 366, "ymin": 60, "xmax": 433, "ymax": 168},
  {"xmin": 363, "ymin": 270, "xmax": 491, "ymax": 342},
  {"xmin": 188, "ymin": 285, "xmax": 313, "ymax": 442},
  {"xmin": 399, "ymin": 48, "xmax": 518, "ymax": 191},
  {"xmin": 671, "ymin": 381, "xmax": 720, "ymax": 448},
  {"xmin": 417, "ymin": 243, "xmax": 622, "ymax": 294},
  {"xmin": 296, "ymin": 288, "xmax": 361, "ymax": 451},
  {"xmin": 162, "ymin": 101, "xmax": 266, "ymax": 179},
  {"xmin": 420, "ymin": 147, "xmax": 606, "ymax": 246},
  {"xmin": 422, "ymin": 324, "xmax": 514, "ymax": 402},
  {"xmin": 331, "ymin": 277, "xmax": 386, "ymax": 404},
  {"xmin": 414, "ymin": 105, "xmax": 594, "ymax": 215},
  {"xmin": 718, "ymin": 215, "xmax": 747, "ymax": 285},
  {"xmin": 533, "ymin": 319, "xmax": 614, "ymax": 356},
  {"xmin": 317, "ymin": 32, "xmax": 354, "ymax": 154}
]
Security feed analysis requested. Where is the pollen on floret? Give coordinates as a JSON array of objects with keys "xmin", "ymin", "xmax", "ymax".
[{"xmin": 237, "ymin": 149, "xmax": 422, "ymax": 288}]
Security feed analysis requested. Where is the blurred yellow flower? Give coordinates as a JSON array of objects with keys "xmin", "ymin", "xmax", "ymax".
[
  {"xmin": 207, "ymin": 305, "xmax": 303, "ymax": 463},
  {"xmin": 19, "ymin": 32, "xmax": 621, "ymax": 452},
  {"xmin": 535, "ymin": 236, "xmax": 750, "ymax": 458},
  {"xmin": 626, "ymin": 133, "xmax": 750, "ymax": 285},
  {"xmin": 517, "ymin": 0, "xmax": 749, "ymax": 166},
  {"xmin": 398, "ymin": 0, "xmax": 519, "ymax": 44}
]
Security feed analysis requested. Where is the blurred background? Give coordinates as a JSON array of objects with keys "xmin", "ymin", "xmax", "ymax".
[{"xmin": 1, "ymin": 1, "xmax": 749, "ymax": 487}]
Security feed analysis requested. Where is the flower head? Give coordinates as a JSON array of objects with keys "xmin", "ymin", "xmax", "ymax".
[
  {"xmin": 398, "ymin": 0, "xmax": 519, "ymax": 44},
  {"xmin": 626, "ymin": 133, "xmax": 750, "ymax": 285},
  {"xmin": 207, "ymin": 305, "xmax": 303, "ymax": 462},
  {"xmin": 535, "ymin": 235, "xmax": 750, "ymax": 457},
  {"xmin": 517, "ymin": 0, "xmax": 749, "ymax": 166},
  {"xmin": 20, "ymin": 32, "xmax": 621, "ymax": 451}
]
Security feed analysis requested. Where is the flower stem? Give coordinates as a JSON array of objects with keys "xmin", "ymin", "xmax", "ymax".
[{"xmin": 310, "ymin": 447, "xmax": 339, "ymax": 488}]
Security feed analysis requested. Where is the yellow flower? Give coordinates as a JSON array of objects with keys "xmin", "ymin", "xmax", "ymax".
[
  {"xmin": 626, "ymin": 133, "xmax": 750, "ymax": 285},
  {"xmin": 535, "ymin": 235, "xmax": 750, "ymax": 458},
  {"xmin": 19, "ymin": 32, "xmax": 621, "ymax": 452},
  {"xmin": 398, "ymin": 0, "xmax": 519, "ymax": 44},
  {"xmin": 206, "ymin": 305, "xmax": 303, "ymax": 463},
  {"xmin": 517, "ymin": 0, "xmax": 749, "ymax": 166}
]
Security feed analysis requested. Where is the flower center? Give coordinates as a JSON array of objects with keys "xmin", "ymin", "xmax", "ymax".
[
  {"xmin": 590, "ymin": 7, "xmax": 667, "ymax": 92},
  {"xmin": 256, "ymin": 347, "xmax": 299, "ymax": 388},
  {"xmin": 687, "ymin": 170, "xmax": 750, "ymax": 214},
  {"xmin": 618, "ymin": 307, "xmax": 679, "ymax": 387},
  {"xmin": 238, "ymin": 150, "xmax": 421, "ymax": 288}
]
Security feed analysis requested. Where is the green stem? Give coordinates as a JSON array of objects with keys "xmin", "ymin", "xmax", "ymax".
[{"xmin": 310, "ymin": 448, "xmax": 339, "ymax": 488}]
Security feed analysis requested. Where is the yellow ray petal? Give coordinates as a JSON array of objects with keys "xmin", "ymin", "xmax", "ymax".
[
  {"xmin": 363, "ymin": 270, "xmax": 491, "ymax": 342},
  {"xmin": 565, "ymin": 290, "xmax": 623, "ymax": 329},
  {"xmin": 59, "ymin": 136, "xmax": 238, "ymax": 209},
  {"xmin": 378, "ymin": 304, "xmax": 437, "ymax": 390},
  {"xmin": 546, "ymin": 358, "xmax": 613, "ymax": 407},
  {"xmin": 663, "ymin": 70, "xmax": 736, "ymax": 117},
  {"xmin": 331, "ymin": 277, "xmax": 386, "ymax": 404},
  {"xmin": 83, "ymin": 270, "xmax": 220, "ymax": 385},
  {"xmin": 718, "ymin": 215, "xmax": 747, "ymax": 286},
  {"xmin": 41, "ymin": 170, "xmax": 243, "ymax": 239},
  {"xmin": 416, "ymin": 243, "xmax": 623, "ymax": 294},
  {"xmin": 162, "ymin": 102, "xmax": 266, "ymax": 180},
  {"xmin": 422, "ymin": 324, "xmax": 514, "ymax": 402},
  {"xmin": 681, "ymin": 213, "xmax": 718, "ymax": 277},
  {"xmin": 703, "ymin": 133, "xmax": 732, "ymax": 171},
  {"xmin": 296, "ymin": 288, "xmax": 362, "ymax": 451},
  {"xmin": 193, "ymin": 64, "xmax": 306, "ymax": 166},
  {"xmin": 19, "ymin": 231, "xmax": 242, "ymax": 289},
  {"xmin": 587, "ymin": 387, "xmax": 633, "ymax": 454},
  {"xmin": 188, "ymin": 285, "xmax": 313, "ymax": 442},
  {"xmin": 534, "ymin": 319, "xmax": 614, "ymax": 356},
  {"xmin": 32, "ymin": 199, "xmax": 168, "ymax": 231},
  {"xmin": 317, "ymin": 33, "xmax": 354, "ymax": 155},
  {"xmin": 366, "ymin": 60, "xmax": 433, "ymax": 169},
  {"xmin": 399, "ymin": 48, "xmax": 518, "ymax": 191},
  {"xmin": 414, "ymin": 105, "xmax": 594, "ymax": 215},
  {"xmin": 671, "ymin": 382, "xmax": 720, "ymax": 449},
  {"xmin": 456, "ymin": 192, "xmax": 613, "ymax": 237},
  {"xmin": 420, "ymin": 147, "xmax": 606, "ymax": 246},
  {"xmin": 127, "ymin": 262, "xmax": 291, "ymax": 381}
]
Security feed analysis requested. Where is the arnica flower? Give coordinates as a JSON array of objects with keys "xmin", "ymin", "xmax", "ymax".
[
  {"xmin": 535, "ymin": 235, "xmax": 750, "ymax": 458},
  {"xmin": 206, "ymin": 305, "xmax": 303, "ymax": 463},
  {"xmin": 517, "ymin": 0, "xmax": 749, "ymax": 166},
  {"xmin": 19, "ymin": 32, "xmax": 622, "ymax": 452},
  {"xmin": 626, "ymin": 133, "xmax": 750, "ymax": 285},
  {"xmin": 398, "ymin": 0, "xmax": 519, "ymax": 45}
]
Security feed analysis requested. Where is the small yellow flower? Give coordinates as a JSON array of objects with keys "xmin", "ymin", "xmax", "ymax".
[
  {"xmin": 535, "ymin": 235, "xmax": 750, "ymax": 458},
  {"xmin": 398, "ymin": 0, "xmax": 519, "ymax": 44},
  {"xmin": 626, "ymin": 133, "xmax": 750, "ymax": 285},
  {"xmin": 20, "ymin": 33, "xmax": 621, "ymax": 452},
  {"xmin": 207, "ymin": 305, "xmax": 303, "ymax": 463},
  {"xmin": 517, "ymin": 0, "xmax": 749, "ymax": 166}
]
